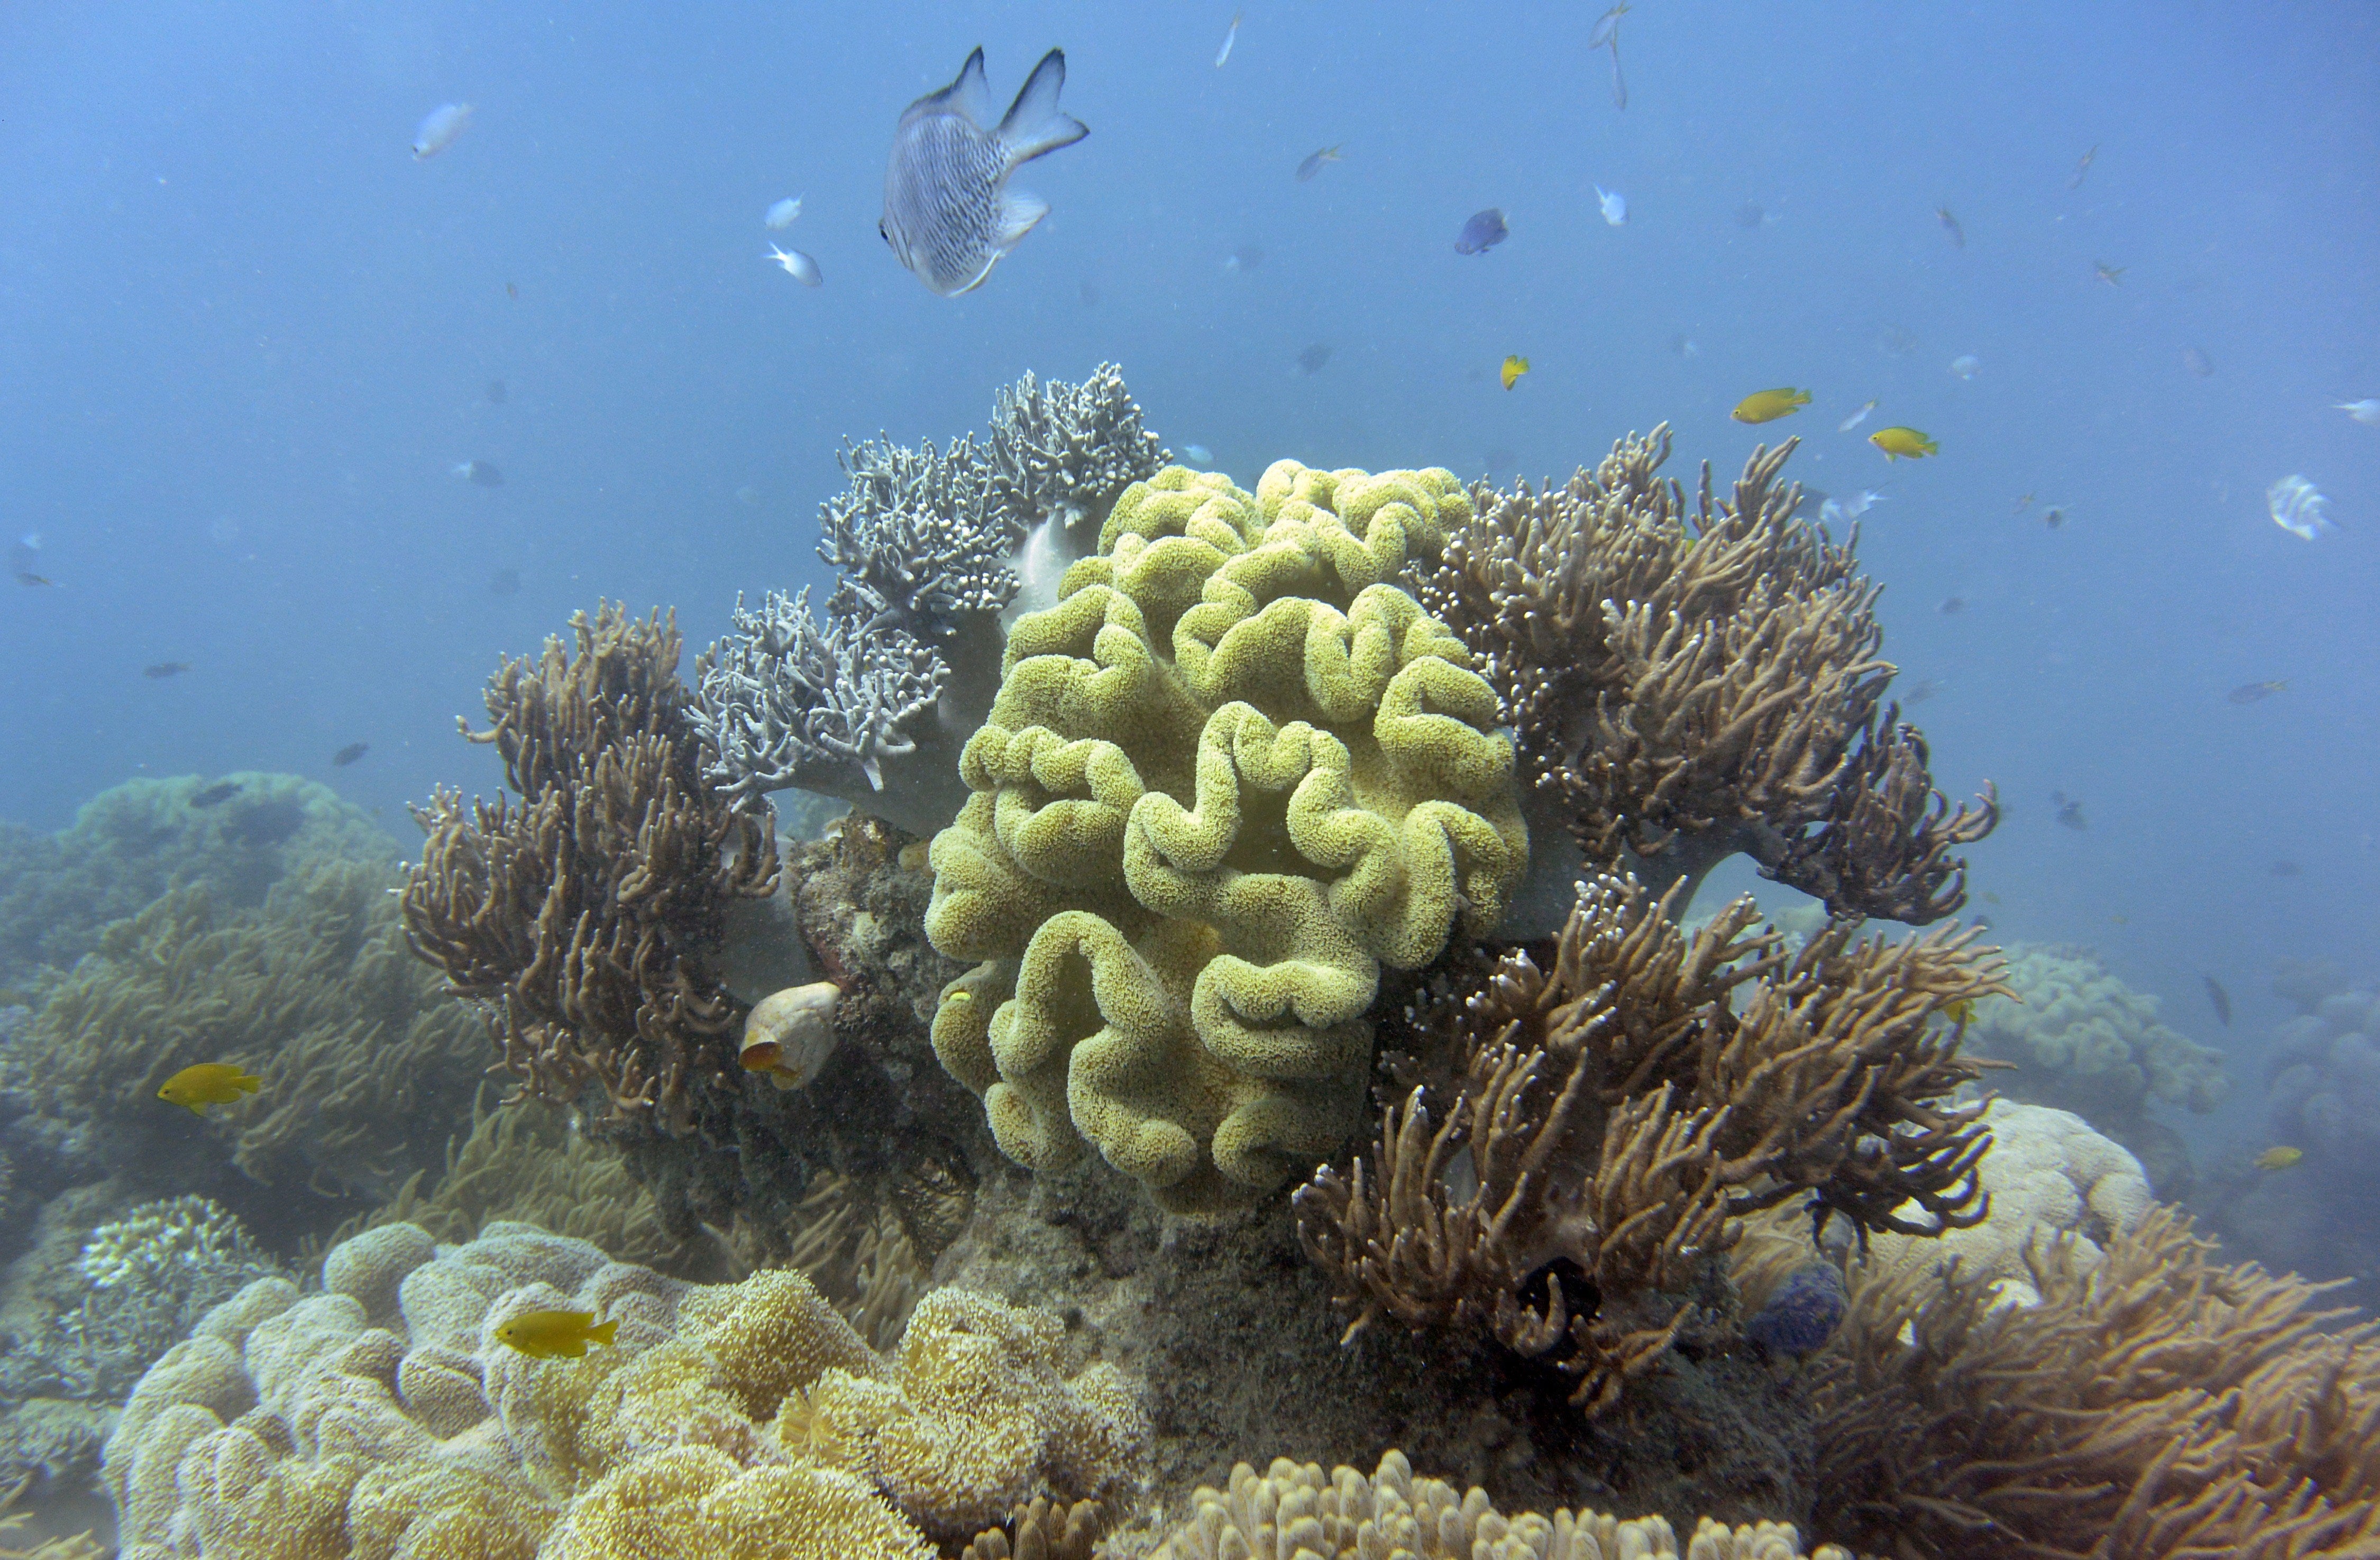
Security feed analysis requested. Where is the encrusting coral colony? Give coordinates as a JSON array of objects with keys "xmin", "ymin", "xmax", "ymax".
[{"xmin": 1, "ymin": 364, "xmax": 2369, "ymax": 1559}]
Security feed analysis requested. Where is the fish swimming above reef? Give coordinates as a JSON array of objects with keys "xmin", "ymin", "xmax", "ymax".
[
  {"xmin": 158, "ymin": 1062, "xmax": 262, "ymax": 1115},
  {"xmin": 2042, "ymin": 506, "xmax": 2067, "ymax": 530},
  {"xmin": 11, "ymin": 531, "xmax": 54, "ymax": 586},
  {"xmin": 1936, "ymin": 206, "xmax": 1965, "ymax": 248},
  {"xmin": 1949, "ymin": 354, "xmax": 1981, "ymax": 380},
  {"xmin": 1733, "ymin": 387, "xmax": 1810, "ymax": 424},
  {"xmin": 331, "ymin": 741, "xmax": 370, "ymax": 767},
  {"xmin": 1180, "ymin": 444, "xmax": 1214, "ymax": 465},
  {"xmin": 1454, "ymin": 208, "xmax": 1509, "ymax": 254},
  {"xmin": 494, "ymin": 1308, "xmax": 619, "ymax": 1360},
  {"xmin": 143, "ymin": 662, "xmax": 190, "ymax": 679},
  {"xmin": 411, "ymin": 103, "xmax": 472, "ymax": 160},
  {"xmin": 1214, "ymin": 10, "xmax": 1242, "ymax": 67},
  {"xmin": 764, "ymin": 196, "xmax": 802, "ymax": 230},
  {"xmin": 1297, "ymin": 342, "xmax": 1332, "ymax": 375},
  {"xmin": 189, "ymin": 779, "xmax": 242, "ymax": 807},
  {"xmin": 2267, "ymin": 475, "xmax": 2333, "ymax": 540},
  {"xmin": 1224, "ymin": 244, "xmax": 1265, "ymax": 272},
  {"xmin": 1818, "ymin": 490, "xmax": 1885, "ymax": 526},
  {"xmin": 453, "ymin": 460, "xmax": 504, "ymax": 488},
  {"xmin": 1596, "ymin": 186, "xmax": 1627, "ymax": 226},
  {"xmin": 1587, "ymin": 2, "xmax": 1628, "ymax": 50},
  {"xmin": 1295, "ymin": 145, "xmax": 1344, "ymax": 182},
  {"xmin": 2228, "ymin": 680, "xmax": 2286, "ymax": 704},
  {"xmin": 1937, "ymin": 595, "xmax": 1965, "ymax": 616},
  {"xmin": 2204, "ymin": 975, "xmax": 2231, "ymax": 1027},
  {"xmin": 1501, "ymin": 355, "xmax": 1531, "ymax": 390},
  {"xmin": 880, "ymin": 47, "xmax": 1087, "ymax": 297},
  {"xmin": 2068, "ymin": 144, "xmax": 2098, "ymax": 189},
  {"xmin": 1837, "ymin": 399, "xmax": 1878, "ymax": 432},
  {"xmin": 2094, "ymin": 261, "xmax": 2125, "ymax": 286},
  {"xmin": 2254, "ymin": 1145, "xmax": 2303, "ymax": 1172},
  {"xmin": 1870, "ymin": 426, "xmax": 1938, "ymax": 461},
  {"xmin": 767, "ymin": 244, "xmax": 822, "ymax": 286},
  {"xmin": 2336, "ymin": 400, "xmax": 2380, "ymax": 425},
  {"xmin": 2052, "ymin": 791, "xmax": 2088, "ymax": 830}
]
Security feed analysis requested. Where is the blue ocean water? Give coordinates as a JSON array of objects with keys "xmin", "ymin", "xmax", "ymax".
[{"xmin": 2, "ymin": 0, "xmax": 2375, "ymax": 1138}]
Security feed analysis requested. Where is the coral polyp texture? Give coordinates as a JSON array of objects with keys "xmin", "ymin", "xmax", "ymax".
[
  {"xmin": 1139, "ymin": 1451, "xmax": 1852, "ymax": 1559},
  {"xmin": 1411, "ymin": 427, "xmax": 1996, "ymax": 921},
  {"xmin": 696, "ymin": 365, "xmax": 1169, "ymax": 836},
  {"xmin": 1804, "ymin": 1207, "xmax": 2380, "ymax": 1559},
  {"xmin": 923, "ymin": 461, "xmax": 1528, "ymax": 1212},
  {"xmin": 103, "ymin": 1222, "xmax": 1147, "ymax": 1560},
  {"xmin": 1296, "ymin": 871, "xmax": 2006, "ymax": 1414}
]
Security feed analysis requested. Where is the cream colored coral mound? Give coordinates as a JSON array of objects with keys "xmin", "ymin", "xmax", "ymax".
[
  {"xmin": 1969, "ymin": 942, "xmax": 2228, "ymax": 1122},
  {"xmin": 1863, "ymin": 1098, "xmax": 2150, "ymax": 1308},
  {"xmin": 1136, "ymin": 1451, "xmax": 1849, "ymax": 1560},
  {"xmin": 104, "ymin": 1222, "xmax": 1147, "ymax": 1560}
]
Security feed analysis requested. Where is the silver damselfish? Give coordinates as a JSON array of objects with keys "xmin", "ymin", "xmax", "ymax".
[{"xmin": 880, "ymin": 46, "xmax": 1088, "ymax": 297}]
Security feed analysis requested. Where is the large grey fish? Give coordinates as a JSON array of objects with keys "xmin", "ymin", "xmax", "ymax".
[{"xmin": 880, "ymin": 47, "xmax": 1087, "ymax": 297}]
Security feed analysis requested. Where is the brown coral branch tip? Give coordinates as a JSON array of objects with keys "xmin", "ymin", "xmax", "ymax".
[
  {"xmin": 1410, "ymin": 426, "xmax": 1997, "ymax": 923},
  {"xmin": 401, "ymin": 602, "xmax": 777, "ymax": 1135},
  {"xmin": 1295, "ymin": 867, "xmax": 2008, "ymax": 1417}
]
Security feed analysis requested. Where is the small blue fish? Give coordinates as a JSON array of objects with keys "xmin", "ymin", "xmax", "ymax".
[
  {"xmin": 767, "ymin": 244, "xmax": 822, "ymax": 286},
  {"xmin": 1595, "ymin": 186, "xmax": 1626, "ymax": 226},
  {"xmin": 881, "ymin": 48, "xmax": 1087, "ymax": 297},
  {"xmin": 1181, "ymin": 444, "xmax": 1214, "ymax": 465},
  {"xmin": 1746, "ymin": 1263, "xmax": 1844, "ymax": 1357},
  {"xmin": 765, "ymin": 197, "xmax": 802, "ymax": 230},
  {"xmin": 1454, "ymin": 208, "xmax": 1508, "ymax": 255},
  {"xmin": 411, "ymin": 103, "xmax": 472, "ymax": 161}
]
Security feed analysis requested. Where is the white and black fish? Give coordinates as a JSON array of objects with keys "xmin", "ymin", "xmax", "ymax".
[{"xmin": 880, "ymin": 48, "xmax": 1087, "ymax": 297}]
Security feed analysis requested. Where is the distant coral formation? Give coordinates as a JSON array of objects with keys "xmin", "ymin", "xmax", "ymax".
[
  {"xmin": 1296, "ymin": 871, "xmax": 2003, "ymax": 1414},
  {"xmin": 1133, "ymin": 1451, "xmax": 1851, "ymax": 1559},
  {"xmin": 698, "ymin": 365, "xmax": 1169, "ymax": 834},
  {"xmin": 1412, "ymin": 428, "xmax": 1995, "ymax": 922},
  {"xmin": 103, "ymin": 1222, "xmax": 1147, "ymax": 1559},
  {"xmin": 925, "ymin": 462, "xmax": 1527, "ymax": 1212},
  {"xmin": 1805, "ymin": 1207, "xmax": 2380, "ymax": 1559}
]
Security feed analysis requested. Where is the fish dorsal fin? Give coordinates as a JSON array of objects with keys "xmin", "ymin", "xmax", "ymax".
[
  {"xmin": 997, "ymin": 48, "xmax": 1088, "ymax": 168},
  {"xmin": 913, "ymin": 46, "xmax": 994, "ymax": 127}
]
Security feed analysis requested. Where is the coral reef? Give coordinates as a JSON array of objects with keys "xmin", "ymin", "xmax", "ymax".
[
  {"xmin": 13, "ymin": 853, "xmax": 487, "ymax": 1217},
  {"xmin": 0, "ymin": 774, "xmax": 391, "ymax": 986},
  {"xmin": 1964, "ymin": 942, "xmax": 2227, "ymax": 1189},
  {"xmin": 1127, "ymin": 1451, "xmax": 1850, "ymax": 1559},
  {"xmin": 2204, "ymin": 971, "xmax": 2380, "ymax": 1292},
  {"xmin": 1410, "ymin": 427, "xmax": 1995, "ymax": 921},
  {"xmin": 1804, "ymin": 1207, "xmax": 2380, "ymax": 1559},
  {"xmin": 102, "ymin": 1221, "xmax": 1147, "ymax": 1559},
  {"xmin": 0, "ymin": 1198, "xmax": 281, "ymax": 1491},
  {"xmin": 698, "ymin": 365, "xmax": 1170, "ymax": 835},
  {"xmin": 924, "ymin": 461, "xmax": 1527, "ymax": 1213},
  {"xmin": 1294, "ymin": 871, "xmax": 2004, "ymax": 1415}
]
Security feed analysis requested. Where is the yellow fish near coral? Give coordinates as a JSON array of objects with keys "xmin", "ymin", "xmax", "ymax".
[
  {"xmin": 494, "ymin": 1309, "xmax": 618, "ymax": 1359},
  {"xmin": 1732, "ymin": 387, "xmax": 1811, "ymax": 424},
  {"xmin": 1501, "ymin": 355, "xmax": 1530, "ymax": 390},
  {"xmin": 1870, "ymin": 426, "xmax": 1939, "ymax": 461},
  {"xmin": 1940, "ymin": 998, "xmax": 1976, "ymax": 1027},
  {"xmin": 157, "ymin": 1062, "xmax": 262, "ymax": 1115},
  {"xmin": 2254, "ymin": 1145, "xmax": 2303, "ymax": 1172}
]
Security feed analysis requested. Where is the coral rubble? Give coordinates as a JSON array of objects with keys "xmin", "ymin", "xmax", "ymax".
[
  {"xmin": 697, "ymin": 365, "xmax": 1170, "ymax": 835},
  {"xmin": 1411, "ymin": 428, "xmax": 1995, "ymax": 921},
  {"xmin": 1295, "ymin": 871, "xmax": 2004, "ymax": 1414},
  {"xmin": 102, "ymin": 1222, "xmax": 1147, "ymax": 1560},
  {"xmin": 924, "ymin": 462, "xmax": 1528, "ymax": 1213},
  {"xmin": 1805, "ymin": 1207, "xmax": 2380, "ymax": 1559}
]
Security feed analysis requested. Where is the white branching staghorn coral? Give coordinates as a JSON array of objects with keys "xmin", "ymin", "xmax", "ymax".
[{"xmin": 697, "ymin": 365, "xmax": 1168, "ymax": 837}]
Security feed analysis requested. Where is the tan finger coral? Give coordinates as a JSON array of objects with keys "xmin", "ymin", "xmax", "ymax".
[
  {"xmin": 926, "ymin": 463, "xmax": 1527, "ymax": 1212},
  {"xmin": 104, "ymin": 1222, "xmax": 1146, "ymax": 1560},
  {"xmin": 1137, "ymin": 1450, "xmax": 1852, "ymax": 1560}
]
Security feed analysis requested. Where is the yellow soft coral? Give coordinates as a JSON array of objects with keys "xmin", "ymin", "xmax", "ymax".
[
  {"xmin": 104, "ymin": 1224, "xmax": 1145, "ymax": 1560},
  {"xmin": 927, "ymin": 463, "xmax": 1526, "ymax": 1212}
]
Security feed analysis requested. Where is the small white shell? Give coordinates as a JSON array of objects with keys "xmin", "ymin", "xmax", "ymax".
[{"xmin": 741, "ymin": 981, "xmax": 840, "ymax": 1090}]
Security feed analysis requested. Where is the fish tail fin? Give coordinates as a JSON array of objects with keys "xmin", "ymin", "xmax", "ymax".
[
  {"xmin": 999, "ymin": 49, "xmax": 1088, "ymax": 166},
  {"xmin": 588, "ymin": 1318, "xmax": 619, "ymax": 1347},
  {"xmin": 237, "ymin": 1072, "xmax": 263, "ymax": 1094}
]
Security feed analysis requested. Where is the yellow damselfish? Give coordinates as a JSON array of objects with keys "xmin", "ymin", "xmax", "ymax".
[
  {"xmin": 157, "ymin": 1062, "xmax": 262, "ymax": 1115},
  {"xmin": 1500, "ymin": 355, "xmax": 1530, "ymax": 390},
  {"xmin": 2254, "ymin": 1145, "xmax": 2303, "ymax": 1172},
  {"xmin": 1731, "ymin": 387, "xmax": 1810, "ymax": 424},
  {"xmin": 1941, "ymin": 997, "xmax": 1976, "ymax": 1026},
  {"xmin": 1870, "ymin": 426, "xmax": 1939, "ymax": 461},
  {"xmin": 494, "ymin": 1308, "xmax": 619, "ymax": 1360}
]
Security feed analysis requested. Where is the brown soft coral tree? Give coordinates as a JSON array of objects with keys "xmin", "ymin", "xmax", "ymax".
[
  {"xmin": 1294, "ymin": 869, "xmax": 2007, "ymax": 1415},
  {"xmin": 401, "ymin": 605, "xmax": 779, "ymax": 1168},
  {"xmin": 1410, "ymin": 427, "xmax": 1996, "ymax": 922}
]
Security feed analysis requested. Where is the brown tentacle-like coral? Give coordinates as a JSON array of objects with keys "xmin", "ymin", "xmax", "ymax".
[
  {"xmin": 401, "ymin": 604, "xmax": 777, "ymax": 1137},
  {"xmin": 1412, "ymin": 427, "xmax": 1995, "ymax": 923},
  {"xmin": 1295, "ymin": 869, "xmax": 2007, "ymax": 1415}
]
